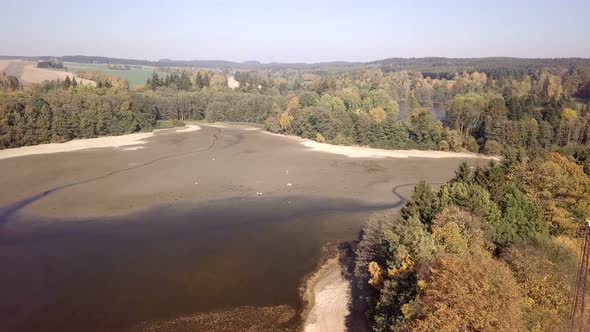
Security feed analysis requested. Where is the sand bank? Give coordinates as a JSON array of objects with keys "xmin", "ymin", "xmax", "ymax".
[
  {"xmin": 0, "ymin": 125, "xmax": 200, "ymax": 160},
  {"xmin": 172, "ymin": 124, "xmax": 201, "ymax": 133},
  {"xmin": 303, "ymin": 256, "xmax": 350, "ymax": 332},
  {"xmin": 259, "ymin": 129, "xmax": 496, "ymax": 159},
  {"xmin": 301, "ymin": 140, "xmax": 496, "ymax": 159}
]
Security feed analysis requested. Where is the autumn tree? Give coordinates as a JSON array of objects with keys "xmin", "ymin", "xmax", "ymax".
[{"xmin": 412, "ymin": 255, "xmax": 526, "ymax": 332}]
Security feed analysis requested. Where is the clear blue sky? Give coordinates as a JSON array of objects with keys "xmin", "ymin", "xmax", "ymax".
[{"xmin": 1, "ymin": 0, "xmax": 589, "ymax": 62}]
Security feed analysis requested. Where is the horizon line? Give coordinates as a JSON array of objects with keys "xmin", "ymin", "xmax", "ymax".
[{"xmin": 2, "ymin": 54, "xmax": 590, "ymax": 65}]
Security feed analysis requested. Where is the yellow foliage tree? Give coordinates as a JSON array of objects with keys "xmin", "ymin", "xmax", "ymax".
[
  {"xmin": 368, "ymin": 107, "xmax": 387, "ymax": 124},
  {"xmin": 315, "ymin": 133, "xmax": 326, "ymax": 143},
  {"xmin": 562, "ymin": 108, "xmax": 578, "ymax": 145},
  {"xmin": 209, "ymin": 74, "xmax": 227, "ymax": 88},
  {"xmin": 562, "ymin": 108, "xmax": 577, "ymax": 122},
  {"xmin": 503, "ymin": 239, "xmax": 577, "ymax": 331},
  {"xmin": 368, "ymin": 261, "xmax": 383, "ymax": 288},
  {"xmin": 412, "ymin": 255, "xmax": 526, "ymax": 332},
  {"xmin": 279, "ymin": 111, "xmax": 293, "ymax": 131},
  {"xmin": 286, "ymin": 96, "xmax": 300, "ymax": 113},
  {"xmin": 519, "ymin": 153, "xmax": 590, "ymax": 235}
]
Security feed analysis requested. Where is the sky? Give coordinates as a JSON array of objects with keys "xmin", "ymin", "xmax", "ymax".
[{"xmin": 1, "ymin": 0, "xmax": 589, "ymax": 63}]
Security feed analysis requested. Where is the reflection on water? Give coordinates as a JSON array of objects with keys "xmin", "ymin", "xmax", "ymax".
[
  {"xmin": 0, "ymin": 196, "xmax": 392, "ymax": 332},
  {"xmin": 398, "ymin": 101, "xmax": 446, "ymax": 120}
]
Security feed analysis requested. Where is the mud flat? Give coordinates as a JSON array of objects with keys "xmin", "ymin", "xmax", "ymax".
[{"xmin": 0, "ymin": 123, "xmax": 490, "ymax": 332}]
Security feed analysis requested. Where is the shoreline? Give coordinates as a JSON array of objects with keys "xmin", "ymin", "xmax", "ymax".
[
  {"xmin": 0, "ymin": 125, "xmax": 200, "ymax": 160},
  {"xmin": 300, "ymin": 140, "xmax": 498, "ymax": 159},
  {"xmin": 0, "ymin": 121, "xmax": 496, "ymax": 161},
  {"xmin": 258, "ymin": 128, "xmax": 497, "ymax": 160},
  {"xmin": 301, "ymin": 250, "xmax": 351, "ymax": 332}
]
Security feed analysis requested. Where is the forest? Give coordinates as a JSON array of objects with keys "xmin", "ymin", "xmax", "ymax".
[{"xmin": 354, "ymin": 154, "xmax": 590, "ymax": 331}]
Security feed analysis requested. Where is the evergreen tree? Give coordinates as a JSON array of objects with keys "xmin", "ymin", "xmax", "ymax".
[
  {"xmin": 195, "ymin": 72, "xmax": 204, "ymax": 89},
  {"xmin": 149, "ymin": 72, "xmax": 161, "ymax": 90},
  {"xmin": 179, "ymin": 72, "xmax": 192, "ymax": 90},
  {"xmin": 203, "ymin": 73, "xmax": 210, "ymax": 87},
  {"xmin": 452, "ymin": 162, "xmax": 472, "ymax": 183},
  {"xmin": 400, "ymin": 180, "xmax": 441, "ymax": 227}
]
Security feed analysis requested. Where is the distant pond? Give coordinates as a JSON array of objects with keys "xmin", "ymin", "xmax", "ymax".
[{"xmin": 397, "ymin": 101, "xmax": 446, "ymax": 120}]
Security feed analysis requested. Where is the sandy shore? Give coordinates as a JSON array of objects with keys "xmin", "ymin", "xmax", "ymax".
[
  {"xmin": 301, "ymin": 140, "xmax": 496, "ymax": 159},
  {"xmin": 302, "ymin": 256, "xmax": 350, "ymax": 332},
  {"xmin": 0, "ymin": 125, "xmax": 200, "ymax": 160},
  {"xmin": 258, "ymin": 130, "xmax": 497, "ymax": 160}
]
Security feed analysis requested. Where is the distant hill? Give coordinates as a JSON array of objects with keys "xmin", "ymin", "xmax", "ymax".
[
  {"xmin": 1, "ymin": 55, "xmax": 589, "ymax": 73},
  {"xmin": 370, "ymin": 57, "xmax": 590, "ymax": 74},
  {"xmin": 0, "ymin": 55, "xmax": 366, "ymax": 71}
]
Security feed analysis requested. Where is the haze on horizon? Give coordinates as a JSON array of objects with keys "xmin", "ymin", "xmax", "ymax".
[{"xmin": 1, "ymin": 0, "xmax": 589, "ymax": 63}]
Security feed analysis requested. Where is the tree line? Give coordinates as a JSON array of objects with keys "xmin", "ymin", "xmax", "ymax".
[
  {"xmin": 0, "ymin": 77, "xmax": 279, "ymax": 148},
  {"xmin": 355, "ymin": 154, "xmax": 590, "ymax": 331}
]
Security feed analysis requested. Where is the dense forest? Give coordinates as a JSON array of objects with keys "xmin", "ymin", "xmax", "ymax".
[{"xmin": 354, "ymin": 154, "xmax": 590, "ymax": 331}]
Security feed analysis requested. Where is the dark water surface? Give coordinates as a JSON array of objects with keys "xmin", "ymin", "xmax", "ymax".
[
  {"xmin": 398, "ymin": 101, "xmax": 446, "ymax": 120},
  {"xmin": 0, "ymin": 196, "xmax": 394, "ymax": 331}
]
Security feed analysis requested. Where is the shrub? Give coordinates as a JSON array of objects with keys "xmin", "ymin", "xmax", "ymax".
[
  {"xmin": 155, "ymin": 119, "xmax": 186, "ymax": 129},
  {"xmin": 483, "ymin": 139, "xmax": 504, "ymax": 155}
]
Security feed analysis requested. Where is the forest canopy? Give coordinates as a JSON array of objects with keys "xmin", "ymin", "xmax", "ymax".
[{"xmin": 354, "ymin": 155, "xmax": 588, "ymax": 331}]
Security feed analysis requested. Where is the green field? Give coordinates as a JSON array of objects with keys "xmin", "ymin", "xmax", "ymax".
[{"xmin": 61, "ymin": 63, "xmax": 169, "ymax": 88}]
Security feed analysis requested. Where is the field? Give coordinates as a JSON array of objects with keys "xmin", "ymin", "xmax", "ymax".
[
  {"xmin": 0, "ymin": 60, "xmax": 94, "ymax": 86},
  {"xmin": 62, "ymin": 62, "xmax": 169, "ymax": 88}
]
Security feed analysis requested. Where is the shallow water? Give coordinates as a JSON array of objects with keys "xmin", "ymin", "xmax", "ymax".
[{"xmin": 0, "ymin": 196, "xmax": 391, "ymax": 331}]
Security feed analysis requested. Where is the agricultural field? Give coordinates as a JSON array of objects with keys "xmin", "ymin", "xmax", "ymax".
[
  {"xmin": 0, "ymin": 60, "xmax": 94, "ymax": 86},
  {"xmin": 61, "ymin": 62, "xmax": 169, "ymax": 88}
]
